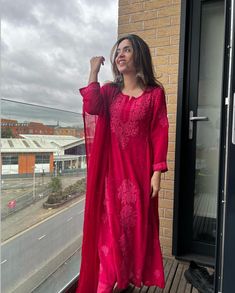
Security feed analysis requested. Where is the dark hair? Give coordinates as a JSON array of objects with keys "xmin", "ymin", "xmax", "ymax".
[{"xmin": 110, "ymin": 34, "xmax": 163, "ymax": 89}]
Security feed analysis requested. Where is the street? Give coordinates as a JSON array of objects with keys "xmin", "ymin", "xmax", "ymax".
[{"xmin": 1, "ymin": 198, "xmax": 85, "ymax": 293}]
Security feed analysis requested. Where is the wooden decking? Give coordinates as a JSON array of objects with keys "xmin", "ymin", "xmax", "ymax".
[
  {"xmin": 113, "ymin": 258, "xmax": 198, "ymax": 293},
  {"xmin": 65, "ymin": 258, "xmax": 199, "ymax": 293}
]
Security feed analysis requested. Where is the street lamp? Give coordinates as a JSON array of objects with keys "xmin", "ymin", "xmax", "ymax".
[
  {"xmin": 33, "ymin": 166, "xmax": 36, "ymax": 201},
  {"xmin": 54, "ymin": 161, "xmax": 57, "ymax": 176}
]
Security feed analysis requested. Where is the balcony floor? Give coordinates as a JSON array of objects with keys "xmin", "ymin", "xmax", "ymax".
[
  {"xmin": 66, "ymin": 258, "xmax": 203, "ymax": 293},
  {"xmin": 113, "ymin": 258, "xmax": 197, "ymax": 293}
]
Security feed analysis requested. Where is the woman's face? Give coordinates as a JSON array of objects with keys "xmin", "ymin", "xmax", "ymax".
[{"xmin": 115, "ymin": 39, "xmax": 136, "ymax": 75}]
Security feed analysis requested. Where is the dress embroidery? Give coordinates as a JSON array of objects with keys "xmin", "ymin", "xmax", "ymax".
[
  {"xmin": 110, "ymin": 94, "xmax": 151, "ymax": 149},
  {"xmin": 117, "ymin": 179, "xmax": 139, "ymax": 279},
  {"xmin": 81, "ymin": 83, "xmax": 167, "ymax": 290},
  {"xmin": 117, "ymin": 179, "xmax": 138, "ymax": 230},
  {"xmin": 101, "ymin": 245, "xmax": 109, "ymax": 257},
  {"xmin": 117, "ymin": 179, "xmax": 137, "ymax": 205}
]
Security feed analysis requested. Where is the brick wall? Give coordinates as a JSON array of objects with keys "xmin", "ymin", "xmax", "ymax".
[{"xmin": 118, "ymin": 0, "xmax": 181, "ymax": 257}]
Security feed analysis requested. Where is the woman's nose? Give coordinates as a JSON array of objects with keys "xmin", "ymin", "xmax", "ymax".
[{"xmin": 117, "ymin": 50, "xmax": 124, "ymax": 58}]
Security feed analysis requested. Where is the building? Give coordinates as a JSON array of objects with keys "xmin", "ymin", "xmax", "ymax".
[
  {"xmin": 1, "ymin": 119, "xmax": 21, "ymax": 138},
  {"xmin": 20, "ymin": 135, "xmax": 85, "ymax": 155},
  {"xmin": 20, "ymin": 135, "xmax": 86, "ymax": 174},
  {"xmin": 1, "ymin": 138, "xmax": 55, "ymax": 175},
  {"xmin": 1, "ymin": 119, "xmax": 54, "ymax": 138},
  {"xmin": 1, "ymin": 135, "xmax": 86, "ymax": 176},
  {"xmin": 118, "ymin": 0, "xmax": 234, "ymax": 292},
  {"xmin": 1, "ymin": 118, "xmax": 84, "ymax": 138},
  {"xmin": 53, "ymin": 126, "xmax": 80, "ymax": 137}
]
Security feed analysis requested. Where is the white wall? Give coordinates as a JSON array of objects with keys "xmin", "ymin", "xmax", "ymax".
[
  {"xmin": 2, "ymin": 165, "xmax": 19, "ymax": 175},
  {"xmin": 34, "ymin": 164, "xmax": 50, "ymax": 173}
]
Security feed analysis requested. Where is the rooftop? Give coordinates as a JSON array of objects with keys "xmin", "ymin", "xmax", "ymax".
[
  {"xmin": 1, "ymin": 138, "xmax": 57, "ymax": 153},
  {"xmin": 20, "ymin": 135, "xmax": 84, "ymax": 149}
]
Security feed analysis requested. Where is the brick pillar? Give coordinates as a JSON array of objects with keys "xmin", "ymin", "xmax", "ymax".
[{"xmin": 118, "ymin": 0, "xmax": 181, "ymax": 257}]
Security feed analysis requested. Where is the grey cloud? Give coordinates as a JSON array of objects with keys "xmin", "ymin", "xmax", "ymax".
[
  {"xmin": 2, "ymin": 0, "xmax": 83, "ymax": 26},
  {"xmin": 2, "ymin": 0, "xmax": 39, "ymax": 26},
  {"xmin": 83, "ymin": 0, "xmax": 113, "ymax": 8},
  {"xmin": 2, "ymin": 0, "xmax": 118, "ymax": 113},
  {"xmin": 38, "ymin": 0, "xmax": 82, "ymax": 20},
  {"xmin": 1, "ymin": 40, "xmax": 9, "ymax": 55}
]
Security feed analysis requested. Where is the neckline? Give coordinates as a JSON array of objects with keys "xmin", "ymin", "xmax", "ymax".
[{"xmin": 120, "ymin": 88, "xmax": 148, "ymax": 100}]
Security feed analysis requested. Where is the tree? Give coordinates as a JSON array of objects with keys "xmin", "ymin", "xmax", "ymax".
[
  {"xmin": 49, "ymin": 176, "xmax": 62, "ymax": 193},
  {"xmin": 1, "ymin": 128, "xmax": 14, "ymax": 138},
  {"xmin": 46, "ymin": 177, "xmax": 63, "ymax": 204}
]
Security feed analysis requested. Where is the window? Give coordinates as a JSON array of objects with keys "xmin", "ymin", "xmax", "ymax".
[
  {"xmin": 33, "ymin": 140, "xmax": 41, "ymax": 147},
  {"xmin": 35, "ymin": 153, "xmax": 50, "ymax": 164},
  {"xmin": 22, "ymin": 140, "xmax": 30, "ymax": 148},
  {"xmin": 1, "ymin": 0, "xmax": 118, "ymax": 292},
  {"xmin": 2, "ymin": 154, "xmax": 18, "ymax": 165}
]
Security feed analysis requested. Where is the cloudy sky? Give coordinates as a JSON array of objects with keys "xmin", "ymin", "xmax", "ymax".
[{"xmin": 2, "ymin": 0, "xmax": 118, "ymax": 113}]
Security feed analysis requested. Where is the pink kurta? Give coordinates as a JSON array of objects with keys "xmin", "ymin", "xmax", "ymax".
[{"xmin": 80, "ymin": 82, "xmax": 168, "ymax": 291}]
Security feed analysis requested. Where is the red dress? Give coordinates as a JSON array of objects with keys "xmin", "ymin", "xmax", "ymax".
[{"xmin": 79, "ymin": 82, "xmax": 168, "ymax": 292}]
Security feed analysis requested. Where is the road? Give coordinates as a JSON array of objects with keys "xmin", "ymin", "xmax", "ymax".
[{"xmin": 1, "ymin": 198, "xmax": 85, "ymax": 293}]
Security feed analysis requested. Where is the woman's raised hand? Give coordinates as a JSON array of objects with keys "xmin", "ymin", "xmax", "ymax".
[
  {"xmin": 90, "ymin": 56, "xmax": 105, "ymax": 73},
  {"xmin": 88, "ymin": 56, "xmax": 105, "ymax": 84}
]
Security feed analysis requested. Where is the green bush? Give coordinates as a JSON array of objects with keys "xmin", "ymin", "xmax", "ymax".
[
  {"xmin": 46, "ymin": 177, "xmax": 86, "ymax": 205},
  {"xmin": 49, "ymin": 177, "xmax": 62, "ymax": 193}
]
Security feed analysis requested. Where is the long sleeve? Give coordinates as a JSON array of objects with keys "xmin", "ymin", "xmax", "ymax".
[
  {"xmin": 150, "ymin": 87, "xmax": 169, "ymax": 173},
  {"xmin": 80, "ymin": 82, "xmax": 105, "ymax": 115},
  {"xmin": 80, "ymin": 82, "xmax": 119, "ymax": 116}
]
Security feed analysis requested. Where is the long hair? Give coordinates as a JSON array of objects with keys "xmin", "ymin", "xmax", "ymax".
[{"xmin": 110, "ymin": 34, "xmax": 163, "ymax": 89}]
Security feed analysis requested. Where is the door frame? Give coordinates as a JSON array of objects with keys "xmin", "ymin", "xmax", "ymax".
[
  {"xmin": 215, "ymin": 0, "xmax": 235, "ymax": 291},
  {"xmin": 173, "ymin": 0, "xmax": 230, "ymax": 266}
]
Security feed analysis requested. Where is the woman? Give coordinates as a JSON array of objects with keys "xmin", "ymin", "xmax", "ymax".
[{"xmin": 76, "ymin": 34, "xmax": 168, "ymax": 293}]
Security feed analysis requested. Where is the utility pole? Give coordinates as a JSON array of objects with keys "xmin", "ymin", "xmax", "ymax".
[{"xmin": 33, "ymin": 166, "xmax": 36, "ymax": 201}]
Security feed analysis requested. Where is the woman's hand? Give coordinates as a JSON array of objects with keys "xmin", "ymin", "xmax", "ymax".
[
  {"xmin": 150, "ymin": 171, "xmax": 161, "ymax": 198},
  {"xmin": 90, "ymin": 56, "xmax": 105, "ymax": 73},
  {"xmin": 88, "ymin": 56, "xmax": 105, "ymax": 83}
]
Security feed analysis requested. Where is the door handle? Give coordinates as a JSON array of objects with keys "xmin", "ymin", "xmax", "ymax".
[
  {"xmin": 189, "ymin": 110, "xmax": 209, "ymax": 139},
  {"xmin": 189, "ymin": 116, "xmax": 209, "ymax": 121}
]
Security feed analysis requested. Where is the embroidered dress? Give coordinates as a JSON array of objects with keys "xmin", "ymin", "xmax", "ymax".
[{"xmin": 78, "ymin": 82, "xmax": 168, "ymax": 292}]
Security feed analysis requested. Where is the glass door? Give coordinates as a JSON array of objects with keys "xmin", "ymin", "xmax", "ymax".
[
  {"xmin": 190, "ymin": 1, "xmax": 225, "ymax": 255},
  {"xmin": 173, "ymin": 0, "xmax": 227, "ymax": 261}
]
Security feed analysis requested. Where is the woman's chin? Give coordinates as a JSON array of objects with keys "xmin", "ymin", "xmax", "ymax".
[{"xmin": 117, "ymin": 67, "xmax": 127, "ymax": 74}]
